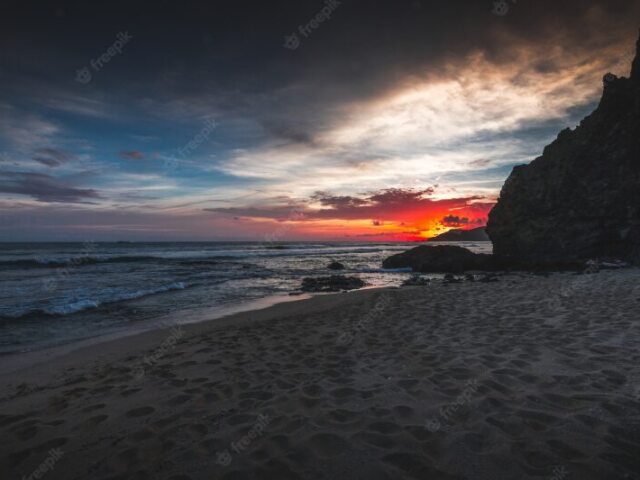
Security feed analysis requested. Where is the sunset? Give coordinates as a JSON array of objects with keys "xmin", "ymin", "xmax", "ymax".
[
  {"xmin": 1, "ymin": 1, "xmax": 638, "ymax": 241},
  {"xmin": 2, "ymin": 1, "xmax": 640, "ymax": 479}
]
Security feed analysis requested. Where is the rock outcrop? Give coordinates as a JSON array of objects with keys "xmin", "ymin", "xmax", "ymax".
[
  {"xmin": 327, "ymin": 261, "xmax": 345, "ymax": 270},
  {"xmin": 382, "ymin": 245, "xmax": 498, "ymax": 273},
  {"xmin": 300, "ymin": 275, "xmax": 365, "ymax": 292},
  {"xmin": 487, "ymin": 31, "xmax": 640, "ymax": 266},
  {"xmin": 401, "ymin": 274, "xmax": 431, "ymax": 286}
]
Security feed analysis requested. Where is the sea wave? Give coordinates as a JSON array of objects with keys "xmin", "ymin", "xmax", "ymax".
[
  {"xmin": 0, "ymin": 255, "xmax": 240, "ymax": 269},
  {"xmin": 47, "ymin": 299, "xmax": 101, "ymax": 316},
  {"xmin": 1, "ymin": 281, "xmax": 189, "ymax": 319},
  {"xmin": 242, "ymin": 247, "xmax": 404, "ymax": 258},
  {"xmin": 0, "ymin": 255, "xmax": 162, "ymax": 269},
  {"xmin": 0, "ymin": 245, "xmax": 404, "ymax": 269}
]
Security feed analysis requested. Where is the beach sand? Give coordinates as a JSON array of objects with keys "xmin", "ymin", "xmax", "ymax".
[{"xmin": 1, "ymin": 270, "xmax": 640, "ymax": 479}]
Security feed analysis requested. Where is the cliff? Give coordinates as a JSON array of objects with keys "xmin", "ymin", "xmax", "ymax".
[{"xmin": 487, "ymin": 30, "xmax": 640, "ymax": 265}]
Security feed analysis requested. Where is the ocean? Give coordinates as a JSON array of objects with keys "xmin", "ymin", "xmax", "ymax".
[{"xmin": 0, "ymin": 241, "xmax": 492, "ymax": 354}]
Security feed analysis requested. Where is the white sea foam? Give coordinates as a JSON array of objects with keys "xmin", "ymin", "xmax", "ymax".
[{"xmin": 42, "ymin": 282, "xmax": 188, "ymax": 316}]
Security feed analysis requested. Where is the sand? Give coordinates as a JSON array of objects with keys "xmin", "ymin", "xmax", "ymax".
[{"xmin": 1, "ymin": 269, "xmax": 640, "ymax": 479}]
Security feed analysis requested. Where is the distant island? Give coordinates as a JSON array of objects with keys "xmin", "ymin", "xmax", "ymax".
[{"xmin": 428, "ymin": 227, "xmax": 489, "ymax": 242}]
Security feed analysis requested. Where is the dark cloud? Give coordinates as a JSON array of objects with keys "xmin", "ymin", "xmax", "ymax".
[
  {"xmin": 350, "ymin": 232, "xmax": 404, "ymax": 238},
  {"xmin": 2, "ymin": 1, "xmax": 638, "ymax": 148},
  {"xmin": 205, "ymin": 203, "xmax": 306, "ymax": 221},
  {"xmin": 33, "ymin": 148, "xmax": 73, "ymax": 167},
  {"xmin": 0, "ymin": 171, "xmax": 100, "ymax": 203},
  {"xmin": 263, "ymin": 123, "xmax": 317, "ymax": 146},
  {"xmin": 1, "ymin": 1, "xmax": 638, "ymax": 240},
  {"xmin": 469, "ymin": 159, "xmax": 492, "ymax": 168},
  {"xmin": 309, "ymin": 188, "xmax": 435, "ymax": 212},
  {"xmin": 119, "ymin": 151, "xmax": 145, "ymax": 160},
  {"xmin": 441, "ymin": 215, "xmax": 485, "ymax": 227},
  {"xmin": 311, "ymin": 192, "xmax": 369, "ymax": 209},
  {"xmin": 208, "ymin": 188, "xmax": 491, "ymax": 222},
  {"xmin": 368, "ymin": 188, "xmax": 435, "ymax": 204}
]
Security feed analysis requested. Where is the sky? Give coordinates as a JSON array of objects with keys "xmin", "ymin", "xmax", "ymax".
[{"xmin": 0, "ymin": 0, "xmax": 639, "ymax": 241}]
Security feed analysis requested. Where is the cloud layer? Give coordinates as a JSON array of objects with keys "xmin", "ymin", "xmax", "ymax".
[{"xmin": 0, "ymin": 0, "xmax": 639, "ymax": 239}]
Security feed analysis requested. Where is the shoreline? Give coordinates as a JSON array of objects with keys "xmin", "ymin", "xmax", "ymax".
[
  {"xmin": 2, "ymin": 270, "xmax": 640, "ymax": 479},
  {"xmin": 0, "ymin": 292, "xmax": 314, "ymax": 368},
  {"xmin": 0, "ymin": 287, "xmax": 388, "ymax": 387}
]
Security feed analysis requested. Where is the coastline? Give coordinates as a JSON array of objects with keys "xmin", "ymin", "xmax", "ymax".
[
  {"xmin": 0, "ymin": 287, "xmax": 386, "ymax": 386},
  {"xmin": 2, "ymin": 270, "xmax": 640, "ymax": 479},
  {"xmin": 0, "ymin": 240, "xmax": 434, "ymax": 355}
]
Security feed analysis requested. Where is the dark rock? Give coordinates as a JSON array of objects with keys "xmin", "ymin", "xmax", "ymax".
[
  {"xmin": 443, "ymin": 273, "xmax": 462, "ymax": 284},
  {"xmin": 327, "ymin": 261, "xmax": 345, "ymax": 270},
  {"xmin": 429, "ymin": 227, "xmax": 489, "ymax": 242},
  {"xmin": 478, "ymin": 274, "xmax": 499, "ymax": 283},
  {"xmin": 402, "ymin": 275, "xmax": 431, "ymax": 286},
  {"xmin": 300, "ymin": 275, "xmax": 366, "ymax": 292},
  {"xmin": 382, "ymin": 245, "xmax": 498, "ymax": 273},
  {"xmin": 487, "ymin": 32, "xmax": 640, "ymax": 266},
  {"xmin": 584, "ymin": 260, "xmax": 600, "ymax": 274},
  {"xmin": 603, "ymin": 72, "xmax": 618, "ymax": 86},
  {"xmin": 382, "ymin": 244, "xmax": 584, "ymax": 273}
]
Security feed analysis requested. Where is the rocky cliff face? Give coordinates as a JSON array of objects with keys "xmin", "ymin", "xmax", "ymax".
[{"xmin": 487, "ymin": 31, "xmax": 640, "ymax": 265}]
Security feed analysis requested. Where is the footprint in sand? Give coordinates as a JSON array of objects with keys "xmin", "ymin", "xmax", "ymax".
[
  {"xmin": 226, "ymin": 413, "xmax": 258, "ymax": 426},
  {"xmin": 352, "ymin": 431, "xmax": 397, "ymax": 449},
  {"xmin": 0, "ymin": 414, "xmax": 29, "ymax": 427},
  {"xmin": 82, "ymin": 403, "xmax": 106, "ymax": 413},
  {"xmin": 392, "ymin": 405, "xmax": 414, "ymax": 420},
  {"xmin": 367, "ymin": 421, "xmax": 401, "ymax": 435},
  {"xmin": 166, "ymin": 394, "xmax": 191, "ymax": 406},
  {"xmin": 382, "ymin": 452, "xmax": 434, "ymax": 476},
  {"xmin": 34, "ymin": 437, "xmax": 67, "ymax": 454},
  {"xmin": 14, "ymin": 425, "xmax": 39, "ymax": 440},
  {"xmin": 126, "ymin": 406, "xmax": 155, "ymax": 418},
  {"xmin": 309, "ymin": 433, "xmax": 348, "ymax": 458},
  {"xmin": 130, "ymin": 428, "xmax": 157, "ymax": 441},
  {"xmin": 120, "ymin": 388, "xmax": 141, "ymax": 397},
  {"xmin": 85, "ymin": 414, "xmax": 108, "ymax": 426},
  {"xmin": 328, "ymin": 409, "xmax": 359, "ymax": 424}
]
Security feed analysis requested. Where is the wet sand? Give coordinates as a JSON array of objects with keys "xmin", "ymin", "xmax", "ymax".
[{"xmin": 1, "ymin": 270, "xmax": 640, "ymax": 479}]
